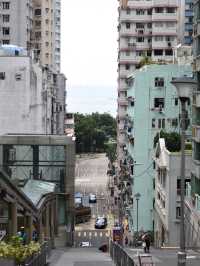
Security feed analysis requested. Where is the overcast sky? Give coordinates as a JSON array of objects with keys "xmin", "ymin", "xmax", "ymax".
[{"xmin": 61, "ymin": 0, "xmax": 118, "ymax": 116}]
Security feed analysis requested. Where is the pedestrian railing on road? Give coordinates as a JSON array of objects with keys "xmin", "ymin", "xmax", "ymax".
[{"xmin": 109, "ymin": 240, "xmax": 135, "ymax": 266}]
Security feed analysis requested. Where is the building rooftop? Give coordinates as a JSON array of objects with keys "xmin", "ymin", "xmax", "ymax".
[{"xmin": 22, "ymin": 179, "xmax": 56, "ymax": 207}]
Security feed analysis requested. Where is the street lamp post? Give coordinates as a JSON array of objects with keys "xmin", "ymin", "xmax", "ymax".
[
  {"xmin": 135, "ymin": 192, "xmax": 141, "ymax": 237},
  {"xmin": 171, "ymin": 77, "xmax": 197, "ymax": 266}
]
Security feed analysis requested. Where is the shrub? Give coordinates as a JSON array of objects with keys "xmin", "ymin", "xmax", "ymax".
[{"xmin": 0, "ymin": 236, "xmax": 40, "ymax": 264}]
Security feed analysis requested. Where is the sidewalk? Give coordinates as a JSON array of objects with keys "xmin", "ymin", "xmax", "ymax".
[
  {"xmin": 125, "ymin": 246, "xmax": 200, "ymax": 266},
  {"xmin": 49, "ymin": 247, "xmax": 115, "ymax": 266}
]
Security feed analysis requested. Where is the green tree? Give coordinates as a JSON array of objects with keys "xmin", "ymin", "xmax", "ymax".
[
  {"xmin": 74, "ymin": 112, "xmax": 116, "ymax": 153},
  {"xmin": 105, "ymin": 140, "xmax": 117, "ymax": 164},
  {"xmin": 154, "ymin": 130, "xmax": 181, "ymax": 152}
]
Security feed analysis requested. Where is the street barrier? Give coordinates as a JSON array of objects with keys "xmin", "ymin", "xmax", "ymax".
[{"xmin": 109, "ymin": 240, "xmax": 135, "ymax": 266}]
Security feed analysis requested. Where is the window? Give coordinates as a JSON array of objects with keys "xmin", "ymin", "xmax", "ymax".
[
  {"xmin": 35, "ymin": 21, "xmax": 41, "ymax": 27},
  {"xmin": 162, "ymin": 119, "xmax": 165, "ymax": 129},
  {"xmin": 137, "ymin": 37, "xmax": 144, "ymax": 42},
  {"xmin": 152, "ymin": 118, "xmax": 156, "ymax": 128},
  {"xmin": 126, "ymin": 8, "xmax": 130, "ymax": 15},
  {"xmin": 167, "ymin": 7, "xmax": 175, "ymax": 13},
  {"xmin": 0, "ymin": 72, "xmax": 5, "ymax": 80},
  {"xmin": 147, "ymin": 50, "xmax": 152, "ymax": 57},
  {"xmin": 147, "ymin": 23, "xmax": 152, "ymax": 29},
  {"xmin": 158, "ymin": 119, "xmax": 162, "ymax": 129},
  {"xmin": 125, "ymin": 64, "xmax": 130, "ymax": 70},
  {"xmin": 176, "ymin": 207, "xmax": 181, "ymax": 219},
  {"xmin": 165, "ymin": 49, "xmax": 173, "ymax": 56},
  {"xmin": 166, "ymin": 36, "xmax": 175, "ymax": 42},
  {"xmin": 35, "ymin": 9, "xmax": 41, "ymax": 16},
  {"xmin": 154, "ymin": 49, "xmax": 163, "ymax": 56},
  {"xmin": 136, "ymin": 9, "xmax": 145, "ymax": 15},
  {"xmin": 175, "ymin": 98, "xmax": 178, "ymax": 106},
  {"xmin": 2, "ymin": 2, "xmax": 10, "ymax": 9},
  {"xmin": 154, "ymin": 98, "xmax": 164, "ymax": 108},
  {"xmin": 155, "ymin": 77, "xmax": 164, "ymax": 87},
  {"xmin": 155, "ymin": 22, "xmax": 163, "ymax": 28},
  {"xmin": 147, "ymin": 9, "xmax": 152, "ymax": 15},
  {"xmin": 125, "ymin": 51, "xmax": 130, "ymax": 56},
  {"xmin": 2, "ymin": 40, "xmax": 9, "ymax": 44},
  {"xmin": 166, "ymin": 22, "xmax": 175, "ymax": 28},
  {"xmin": 136, "ymin": 23, "xmax": 144, "ymax": 29},
  {"xmin": 2, "ymin": 14, "xmax": 10, "ymax": 22},
  {"xmin": 126, "ymin": 23, "xmax": 130, "ymax": 29},
  {"xmin": 15, "ymin": 73, "xmax": 22, "ymax": 81},
  {"xmin": 172, "ymin": 118, "xmax": 178, "ymax": 127},
  {"xmin": 155, "ymin": 36, "xmax": 163, "ymax": 42},
  {"xmin": 35, "ymin": 32, "xmax": 41, "ymax": 39},
  {"xmin": 2, "ymin": 27, "xmax": 10, "ymax": 35},
  {"xmin": 155, "ymin": 7, "xmax": 163, "ymax": 13}
]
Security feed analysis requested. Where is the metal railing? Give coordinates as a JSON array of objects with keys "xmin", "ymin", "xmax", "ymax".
[
  {"xmin": 23, "ymin": 239, "xmax": 54, "ymax": 266},
  {"xmin": 23, "ymin": 244, "xmax": 47, "ymax": 266},
  {"xmin": 109, "ymin": 240, "xmax": 135, "ymax": 266}
]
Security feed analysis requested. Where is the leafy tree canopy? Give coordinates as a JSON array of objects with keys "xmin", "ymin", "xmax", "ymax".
[
  {"xmin": 154, "ymin": 130, "xmax": 181, "ymax": 152},
  {"xmin": 74, "ymin": 112, "xmax": 116, "ymax": 153}
]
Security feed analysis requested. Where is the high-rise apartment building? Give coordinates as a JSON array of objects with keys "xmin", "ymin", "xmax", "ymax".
[
  {"xmin": 0, "ymin": 0, "xmax": 33, "ymax": 48},
  {"xmin": 117, "ymin": 0, "xmax": 179, "ymax": 163},
  {"xmin": 120, "ymin": 64, "xmax": 192, "ymax": 233},
  {"xmin": 0, "ymin": 0, "xmax": 61, "ymax": 72},
  {"xmin": 32, "ymin": 0, "xmax": 61, "ymax": 72},
  {"xmin": 183, "ymin": 0, "xmax": 200, "ymax": 248}
]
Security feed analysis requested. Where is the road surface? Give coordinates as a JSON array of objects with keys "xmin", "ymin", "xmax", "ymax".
[{"xmin": 75, "ymin": 153, "xmax": 114, "ymax": 246}]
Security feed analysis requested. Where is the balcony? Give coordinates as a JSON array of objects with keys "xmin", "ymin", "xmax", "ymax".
[
  {"xmin": 118, "ymin": 97, "xmax": 128, "ymax": 106},
  {"xmin": 120, "ymin": 15, "xmax": 152, "ymax": 23},
  {"xmin": 192, "ymin": 125, "xmax": 200, "ymax": 142},
  {"xmin": 193, "ymin": 91, "xmax": 200, "ymax": 107},
  {"xmin": 191, "ymin": 159, "xmax": 200, "ymax": 179},
  {"xmin": 185, "ymin": 183, "xmax": 200, "ymax": 211},
  {"xmin": 152, "ymin": 13, "xmax": 177, "ymax": 22}
]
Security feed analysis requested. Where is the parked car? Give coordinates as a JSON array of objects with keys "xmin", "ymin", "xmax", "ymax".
[
  {"xmin": 89, "ymin": 193, "xmax": 97, "ymax": 203},
  {"xmin": 95, "ymin": 217, "xmax": 107, "ymax": 229}
]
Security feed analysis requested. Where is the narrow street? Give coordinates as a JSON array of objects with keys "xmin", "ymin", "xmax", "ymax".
[{"xmin": 75, "ymin": 153, "xmax": 114, "ymax": 246}]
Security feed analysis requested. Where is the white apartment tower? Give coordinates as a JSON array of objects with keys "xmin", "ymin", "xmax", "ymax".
[
  {"xmin": 0, "ymin": 0, "xmax": 61, "ymax": 72},
  {"xmin": 0, "ymin": 0, "xmax": 33, "ymax": 48},
  {"xmin": 117, "ymin": 0, "xmax": 179, "ymax": 161},
  {"xmin": 32, "ymin": 0, "xmax": 61, "ymax": 72}
]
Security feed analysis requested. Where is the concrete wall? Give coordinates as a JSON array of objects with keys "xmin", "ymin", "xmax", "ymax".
[
  {"xmin": 0, "ymin": 0, "xmax": 33, "ymax": 48},
  {"xmin": 0, "ymin": 56, "xmax": 46, "ymax": 134}
]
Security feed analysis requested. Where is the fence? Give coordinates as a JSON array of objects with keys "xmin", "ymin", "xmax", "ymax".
[
  {"xmin": 109, "ymin": 240, "xmax": 135, "ymax": 266},
  {"xmin": 23, "ymin": 239, "xmax": 53, "ymax": 266}
]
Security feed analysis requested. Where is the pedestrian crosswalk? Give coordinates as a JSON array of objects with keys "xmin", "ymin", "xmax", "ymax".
[{"xmin": 74, "ymin": 230, "xmax": 109, "ymax": 248}]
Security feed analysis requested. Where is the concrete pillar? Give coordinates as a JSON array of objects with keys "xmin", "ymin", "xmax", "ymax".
[
  {"xmin": 50, "ymin": 202, "xmax": 55, "ymax": 248},
  {"xmin": 27, "ymin": 215, "xmax": 33, "ymax": 243},
  {"xmin": 54, "ymin": 197, "xmax": 58, "ymax": 235},
  {"xmin": 38, "ymin": 216, "xmax": 43, "ymax": 242},
  {"xmin": 8, "ymin": 202, "xmax": 17, "ymax": 237},
  {"xmin": 45, "ymin": 204, "xmax": 50, "ymax": 239}
]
